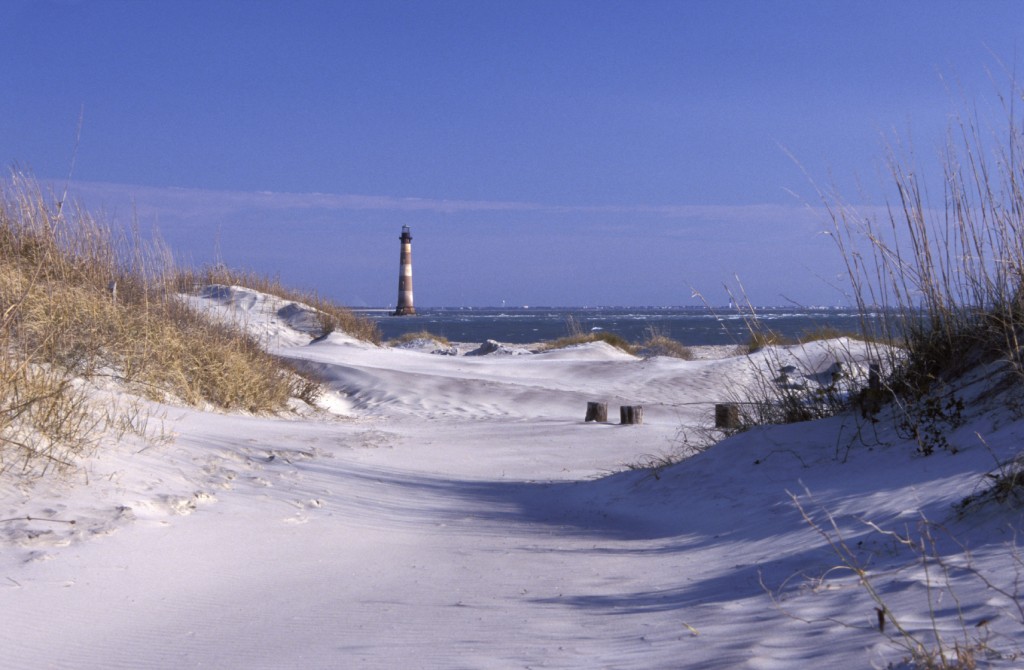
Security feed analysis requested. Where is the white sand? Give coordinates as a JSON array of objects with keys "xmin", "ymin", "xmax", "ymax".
[{"xmin": 3, "ymin": 286, "xmax": 1023, "ymax": 669}]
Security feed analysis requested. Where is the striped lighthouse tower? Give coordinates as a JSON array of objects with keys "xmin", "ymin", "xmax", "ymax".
[{"xmin": 393, "ymin": 225, "xmax": 415, "ymax": 316}]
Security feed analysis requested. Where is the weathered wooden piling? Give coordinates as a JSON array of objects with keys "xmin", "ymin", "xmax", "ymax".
[
  {"xmin": 619, "ymin": 405, "xmax": 643, "ymax": 425},
  {"xmin": 585, "ymin": 401, "xmax": 608, "ymax": 422},
  {"xmin": 859, "ymin": 362, "xmax": 884, "ymax": 417}
]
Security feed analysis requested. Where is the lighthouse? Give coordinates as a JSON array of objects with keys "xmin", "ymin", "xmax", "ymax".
[{"xmin": 393, "ymin": 225, "xmax": 415, "ymax": 315}]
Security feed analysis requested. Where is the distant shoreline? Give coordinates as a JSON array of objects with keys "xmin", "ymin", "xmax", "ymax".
[
  {"xmin": 396, "ymin": 339, "xmax": 740, "ymax": 360},
  {"xmin": 359, "ymin": 306, "xmax": 878, "ymax": 347}
]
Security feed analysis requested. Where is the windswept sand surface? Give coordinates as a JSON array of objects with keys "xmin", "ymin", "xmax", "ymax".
[{"xmin": 3, "ymin": 287, "xmax": 1024, "ymax": 669}]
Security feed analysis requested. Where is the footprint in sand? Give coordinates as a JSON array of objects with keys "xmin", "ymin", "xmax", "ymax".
[
  {"xmin": 280, "ymin": 498, "xmax": 323, "ymax": 524},
  {"xmin": 23, "ymin": 550, "xmax": 54, "ymax": 564},
  {"xmin": 131, "ymin": 492, "xmax": 217, "ymax": 519}
]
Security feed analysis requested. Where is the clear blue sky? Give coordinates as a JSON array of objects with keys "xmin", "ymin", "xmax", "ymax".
[{"xmin": 3, "ymin": 0, "xmax": 1022, "ymax": 307}]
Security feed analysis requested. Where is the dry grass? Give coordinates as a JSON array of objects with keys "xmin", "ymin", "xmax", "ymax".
[
  {"xmin": 541, "ymin": 331, "xmax": 637, "ymax": 354},
  {"xmin": 389, "ymin": 330, "xmax": 450, "ymax": 346},
  {"xmin": 0, "ymin": 173, "xmax": 351, "ymax": 475},
  {"xmin": 798, "ymin": 77, "xmax": 1024, "ymax": 664},
  {"xmin": 638, "ymin": 334, "xmax": 693, "ymax": 359},
  {"xmin": 538, "ymin": 314, "xmax": 638, "ymax": 354},
  {"xmin": 723, "ymin": 79, "xmax": 1024, "ymax": 440},
  {"xmin": 787, "ymin": 491, "xmax": 1014, "ymax": 670},
  {"xmin": 823, "ymin": 80, "xmax": 1024, "ymax": 402},
  {"xmin": 797, "ymin": 326, "xmax": 868, "ymax": 344},
  {"xmin": 742, "ymin": 326, "xmax": 867, "ymax": 354},
  {"xmin": 744, "ymin": 329, "xmax": 795, "ymax": 353},
  {"xmin": 175, "ymin": 265, "xmax": 381, "ymax": 344},
  {"xmin": 636, "ymin": 327, "xmax": 693, "ymax": 359},
  {"xmin": 540, "ymin": 319, "xmax": 693, "ymax": 357}
]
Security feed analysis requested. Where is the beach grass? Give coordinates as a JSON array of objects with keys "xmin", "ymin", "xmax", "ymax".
[
  {"xmin": 743, "ymin": 329, "xmax": 794, "ymax": 352},
  {"xmin": 636, "ymin": 327, "xmax": 694, "ymax": 359},
  {"xmin": 825, "ymin": 85, "xmax": 1024, "ymax": 413},
  {"xmin": 388, "ymin": 330, "xmax": 451, "ymax": 347},
  {"xmin": 538, "ymin": 314, "xmax": 699, "ymax": 356},
  {"xmin": 0, "ymin": 173, "xmax": 373, "ymax": 475},
  {"xmin": 725, "ymin": 80, "xmax": 1024, "ymax": 445},
  {"xmin": 742, "ymin": 325, "xmax": 872, "ymax": 354},
  {"xmin": 540, "ymin": 331, "xmax": 637, "ymax": 354},
  {"xmin": 540, "ymin": 329, "xmax": 696, "ymax": 359},
  {"xmin": 175, "ymin": 265, "xmax": 381, "ymax": 344}
]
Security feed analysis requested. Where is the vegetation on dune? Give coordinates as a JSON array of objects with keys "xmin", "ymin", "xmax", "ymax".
[
  {"xmin": 388, "ymin": 330, "xmax": 450, "ymax": 346},
  {"xmin": 708, "ymin": 80, "xmax": 1024, "ymax": 669},
  {"xmin": 742, "ymin": 329, "xmax": 794, "ymax": 353},
  {"xmin": 7, "ymin": 76, "xmax": 1024, "ymax": 669},
  {"xmin": 742, "ymin": 325, "xmax": 873, "ymax": 354},
  {"xmin": 175, "ymin": 265, "xmax": 381, "ymax": 345},
  {"xmin": 540, "ymin": 316, "xmax": 693, "ymax": 358},
  {"xmin": 541, "ymin": 330, "xmax": 637, "ymax": 354},
  {"xmin": 635, "ymin": 327, "xmax": 694, "ymax": 360},
  {"xmin": 0, "ymin": 173, "xmax": 375, "ymax": 476},
  {"xmin": 824, "ymin": 85, "xmax": 1024, "ymax": 439},
  {"xmin": 536, "ymin": 315, "xmax": 633, "ymax": 353},
  {"xmin": 716, "ymin": 79, "xmax": 1024, "ymax": 450}
]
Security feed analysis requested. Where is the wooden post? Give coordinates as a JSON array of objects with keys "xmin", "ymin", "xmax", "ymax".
[
  {"xmin": 619, "ymin": 405, "xmax": 643, "ymax": 425},
  {"xmin": 585, "ymin": 401, "xmax": 608, "ymax": 422},
  {"xmin": 715, "ymin": 403, "xmax": 739, "ymax": 430},
  {"xmin": 860, "ymin": 362, "xmax": 884, "ymax": 417}
]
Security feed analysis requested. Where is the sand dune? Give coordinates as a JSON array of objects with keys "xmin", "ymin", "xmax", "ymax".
[{"xmin": 2, "ymin": 287, "xmax": 1021, "ymax": 669}]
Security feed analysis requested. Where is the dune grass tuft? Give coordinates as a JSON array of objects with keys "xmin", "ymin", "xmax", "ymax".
[
  {"xmin": 537, "ymin": 314, "xmax": 636, "ymax": 354},
  {"xmin": 636, "ymin": 327, "xmax": 693, "ymax": 359},
  {"xmin": 389, "ymin": 330, "xmax": 451, "ymax": 346},
  {"xmin": 541, "ymin": 331, "xmax": 637, "ymax": 354},
  {"xmin": 540, "ymin": 316, "xmax": 698, "ymax": 357},
  {"xmin": 743, "ymin": 330, "xmax": 794, "ymax": 353}
]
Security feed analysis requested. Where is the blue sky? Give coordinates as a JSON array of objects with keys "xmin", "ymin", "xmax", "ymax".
[{"xmin": 3, "ymin": 1, "xmax": 1023, "ymax": 307}]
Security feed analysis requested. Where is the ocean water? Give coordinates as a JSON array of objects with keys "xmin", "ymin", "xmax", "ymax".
[{"xmin": 359, "ymin": 307, "xmax": 877, "ymax": 346}]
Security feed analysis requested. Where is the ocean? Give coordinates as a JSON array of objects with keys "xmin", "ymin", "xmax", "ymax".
[{"xmin": 358, "ymin": 307, "xmax": 877, "ymax": 346}]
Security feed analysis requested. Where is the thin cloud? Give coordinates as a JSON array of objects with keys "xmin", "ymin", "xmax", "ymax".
[
  {"xmin": 61, "ymin": 179, "xmax": 835, "ymax": 224},
  {"xmin": 9, "ymin": 177, "xmax": 914, "ymax": 307}
]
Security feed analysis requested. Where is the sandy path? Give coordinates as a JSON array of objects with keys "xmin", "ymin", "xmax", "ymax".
[{"xmin": 9, "ymin": 290, "xmax": 991, "ymax": 669}]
